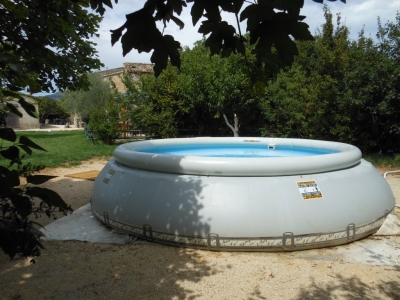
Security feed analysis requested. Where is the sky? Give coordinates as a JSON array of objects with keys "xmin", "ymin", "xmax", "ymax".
[{"xmin": 92, "ymin": 0, "xmax": 400, "ymax": 71}]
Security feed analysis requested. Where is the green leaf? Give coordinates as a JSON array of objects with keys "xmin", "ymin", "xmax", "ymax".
[
  {"xmin": 18, "ymin": 144, "xmax": 32, "ymax": 156},
  {"xmin": 203, "ymin": 21, "xmax": 236, "ymax": 56},
  {"xmin": 151, "ymin": 49, "xmax": 168, "ymax": 77},
  {"xmin": 0, "ymin": 165, "xmax": 10, "ymax": 175},
  {"xmin": 154, "ymin": 2, "xmax": 170, "ymax": 21},
  {"xmin": 232, "ymin": 0, "xmax": 244, "ymax": 14},
  {"xmin": 120, "ymin": 8, "xmax": 161, "ymax": 56},
  {"xmin": 19, "ymin": 98, "xmax": 38, "ymax": 118},
  {"xmin": 25, "ymin": 187, "xmax": 70, "ymax": 211},
  {"xmin": 110, "ymin": 26, "xmax": 124, "ymax": 46},
  {"xmin": 5, "ymin": 102, "xmax": 23, "ymax": 118},
  {"xmin": 25, "ymin": 78, "xmax": 42, "ymax": 94},
  {"xmin": 19, "ymin": 136, "xmax": 47, "ymax": 151},
  {"xmin": 171, "ymin": 15, "xmax": 184, "ymax": 29},
  {"xmin": 218, "ymin": 0, "xmax": 236, "ymax": 13},
  {"xmin": 0, "ymin": 219, "xmax": 19, "ymax": 259},
  {"xmin": 9, "ymin": 64, "xmax": 24, "ymax": 74},
  {"xmin": 289, "ymin": 22, "xmax": 315, "ymax": 41},
  {"xmin": 298, "ymin": 15, "xmax": 306, "ymax": 21},
  {"xmin": 27, "ymin": 175, "xmax": 58, "ymax": 185},
  {"xmin": 12, "ymin": 187, "xmax": 24, "ymax": 195},
  {"xmin": 28, "ymin": 220, "xmax": 46, "ymax": 230},
  {"xmin": 3, "ymin": 169, "xmax": 20, "ymax": 187},
  {"xmin": 235, "ymin": 36, "xmax": 246, "ymax": 55},
  {"xmin": 102, "ymin": 0, "xmax": 113, "ymax": 9},
  {"xmin": 162, "ymin": 35, "xmax": 181, "ymax": 68},
  {"xmin": 0, "ymin": 128, "xmax": 17, "ymax": 143},
  {"xmin": 201, "ymin": 2, "xmax": 221, "ymax": 22},
  {"xmin": 190, "ymin": 1, "xmax": 205, "ymax": 26},
  {"xmin": 198, "ymin": 20, "xmax": 213, "ymax": 35},
  {"xmin": 0, "ymin": 53, "xmax": 11, "ymax": 62},
  {"xmin": 171, "ymin": 0, "xmax": 187, "ymax": 15},
  {"xmin": 89, "ymin": 0, "xmax": 114, "ymax": 15},
  {"xmin": 275, "ymin": 36, "xmax": 298, "ymax": 64},
  {"xmin": 240, "ymin": 2, "xmax": 274, "ymax": 32},
  {"xmin": 10, "ymin": 195, "xmax": 32, "ymax": 219},
  {"xmin": 0, "ymin": 146, "xmax": 20, "ymax": 161},
  {"xmin": 274, "ymin": 0, "xmax": 304, "ymax": 19},
  {"xmin": 150, "ymin": 34, "xmax": 182, "ymax": 76}
]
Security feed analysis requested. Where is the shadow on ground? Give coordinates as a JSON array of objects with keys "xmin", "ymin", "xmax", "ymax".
[
  {"xmin": 292, "ymin": 272, "xmax": 400, "ymax": 300},
  {"xmin": 0, "ymin": 243, "xmax": 217, "ymax": 299}
]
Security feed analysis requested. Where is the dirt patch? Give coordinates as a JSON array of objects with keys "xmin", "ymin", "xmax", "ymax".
[{"xmin": 1, "ymin": 158, "xmax": 399, "ymax": 300}]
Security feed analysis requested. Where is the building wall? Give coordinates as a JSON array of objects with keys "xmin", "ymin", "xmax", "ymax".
[
  {"xmin": 5, "ymin": 96, "xmax": 40, "ymax": 130},
  {"xmin": 97, "ymin": 63, "xmax": 154, "ymax": 93}
]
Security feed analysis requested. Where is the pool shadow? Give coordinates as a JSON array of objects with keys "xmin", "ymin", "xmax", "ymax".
[
  {"xmin": 6, "ymin": 173, "xmax": 218, "ymax": 299},
  {"xmin": 95, "ymin": 162, "xmax": 213, "ymax": 246}
]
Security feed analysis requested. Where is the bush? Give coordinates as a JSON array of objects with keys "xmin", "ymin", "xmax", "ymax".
[
  {"xmin": 0, "ymin": 128, "xmax": 72, "ymax": 260},
  {"xmin": 89, "ymin": 95, "xmax": 123, "ymax": 145},
  {"xmin": 1, "ymin": 95, "xmax": 72, "ymax": 261}
]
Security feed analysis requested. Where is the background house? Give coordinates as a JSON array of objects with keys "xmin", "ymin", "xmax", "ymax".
[
  {"xmin": 5, "ymin": 95, "xmax": 40, "ymax": 130},
  {"xmin": 96, "ymin": 62, "xmax": 153, "ymax": 93}
]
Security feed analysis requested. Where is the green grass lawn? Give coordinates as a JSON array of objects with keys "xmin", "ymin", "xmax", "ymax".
[
  {"xmin": 1, "ymin": 130, "xmax": 116, "ymax": 168},
  {"xmin": 363, "ymin": 153, "xmax": 400, "ymax": 169}
]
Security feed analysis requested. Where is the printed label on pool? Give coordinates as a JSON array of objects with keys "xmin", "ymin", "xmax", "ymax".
[
  {"xmin": 103, "ymin": 169, "xmax": 115, "ymax": 184},
  {"xmin": 297, "ymin": 181, "xmax": 323, "ymax": 200}
]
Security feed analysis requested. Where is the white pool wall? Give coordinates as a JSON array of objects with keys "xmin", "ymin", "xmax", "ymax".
[{"xmin": 91, "ymin": 137, "xmax": 394, "ymax": 251}]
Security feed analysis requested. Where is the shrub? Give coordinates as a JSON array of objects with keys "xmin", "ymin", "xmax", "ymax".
[
  {"xmin": 1, "ymin": 94, "xmax": 72, "ymax": 261},
  {"xmin": 89, "ymin": 94, "xmax": 123, "ymax": 145}
]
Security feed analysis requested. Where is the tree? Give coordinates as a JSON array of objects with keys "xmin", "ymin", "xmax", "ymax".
[
  {"xmin": 36, "ymin": 97, "xmax": 70, "ymax": 124},
  {"xmin": 260, "ymin": 8, "xmax": 400, "ymax": 152},
  {"xmin": 178, "ymin": 41, "xmax": 262, "ymax": 136},
  {"xmin": 89, "ymin": 83, "xmax": 125, "ymax": 144},
  {"xmin": 61, "ymin": 73, "xmax": 112, "ymax": 122},
  {"xmin": 260, "ymin": 7, "xmax": 356, "ymax": 142},
  {"xmin": 344, "ymin": 13, "xmax": 400, "ymax": 152},
  {"xmin": 124, "ymin": 40, "xmax": 264, "ymax": 137},
  {"xmin": 0, "ymin": 96, "xmax": 73, "ymax": 260},
  {"xmin": 93, "ymin": 0, "xmax": 345, "ymax": 89},
  {"xmin": 125, "ymin": 64, "xmax": 191, "ymax": 138},
  {"xmin": 1, "ymin": 0, "xmax": 103, "ymax": 94},
  {"xmin": 259, "ymin": 64, "xmax": 315, "ymax": 138},
  {"xmin": 1, "ymin": 0, "xmax": 101, "ymax": 260},
  {"xmin": 295, "ymin": 8, "xmax": 353, "ymax": 142}
]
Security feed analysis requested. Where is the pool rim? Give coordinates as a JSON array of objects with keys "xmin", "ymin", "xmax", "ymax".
[{"xmin": 113, "ymin": 137, "xmax": 362, "ymax": 176}]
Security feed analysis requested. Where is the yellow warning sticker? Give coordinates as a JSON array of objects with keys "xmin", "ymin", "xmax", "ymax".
[
  {"xmin": 297, "ymin": 180, "xmax": 323, "ymax": 200},
  {"xmin": 103, "ymin": 169, "xmax": 115, "ymax": 184},
  {"xmin": 243, "ymin": 139, "xmax": 260, "ymax": 142}
]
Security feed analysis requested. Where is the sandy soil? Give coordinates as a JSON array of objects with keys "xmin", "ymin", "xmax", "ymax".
[{"xmin": 1, "ymin": 158, "xmax": 400, "ymax": 300}]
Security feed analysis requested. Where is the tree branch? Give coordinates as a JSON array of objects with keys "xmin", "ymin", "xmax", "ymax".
[{"xmin": 222, "ymin": 112, "xmax": 235, "ymax": 133}]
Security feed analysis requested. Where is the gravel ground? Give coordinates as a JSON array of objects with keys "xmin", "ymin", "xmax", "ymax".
[{"xmin": 1, "ymin": 158, "xmax": 400, "ymax": 300}]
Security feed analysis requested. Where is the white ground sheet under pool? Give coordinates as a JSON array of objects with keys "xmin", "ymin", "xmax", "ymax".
[{"xmin": 39, "ymin": 203, "xmax": 400, "ymax": 267}]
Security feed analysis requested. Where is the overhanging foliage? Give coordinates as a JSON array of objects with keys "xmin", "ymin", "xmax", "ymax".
[
  {"xmin": 89, "ymin": 0, "xmax": 345, "ymax": 88},
  {"xmin": 1, "ymin": 0, "xmax": 103, "ymax": 93}
]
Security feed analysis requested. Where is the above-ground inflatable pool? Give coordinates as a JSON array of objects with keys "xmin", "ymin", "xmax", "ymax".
[{"xmin": 91, "ymin": 137, "xmax": 395, "ymax": 251}]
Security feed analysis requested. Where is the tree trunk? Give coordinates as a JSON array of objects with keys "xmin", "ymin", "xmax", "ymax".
[{"xmin": 223, "ymin": 113, "xmax": 239, "ymax": 137}]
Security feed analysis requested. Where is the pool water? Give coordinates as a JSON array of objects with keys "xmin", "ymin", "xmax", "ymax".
[{"xmin": 139, "ymin": 144, "xmax": 336, "ymax": 158}]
